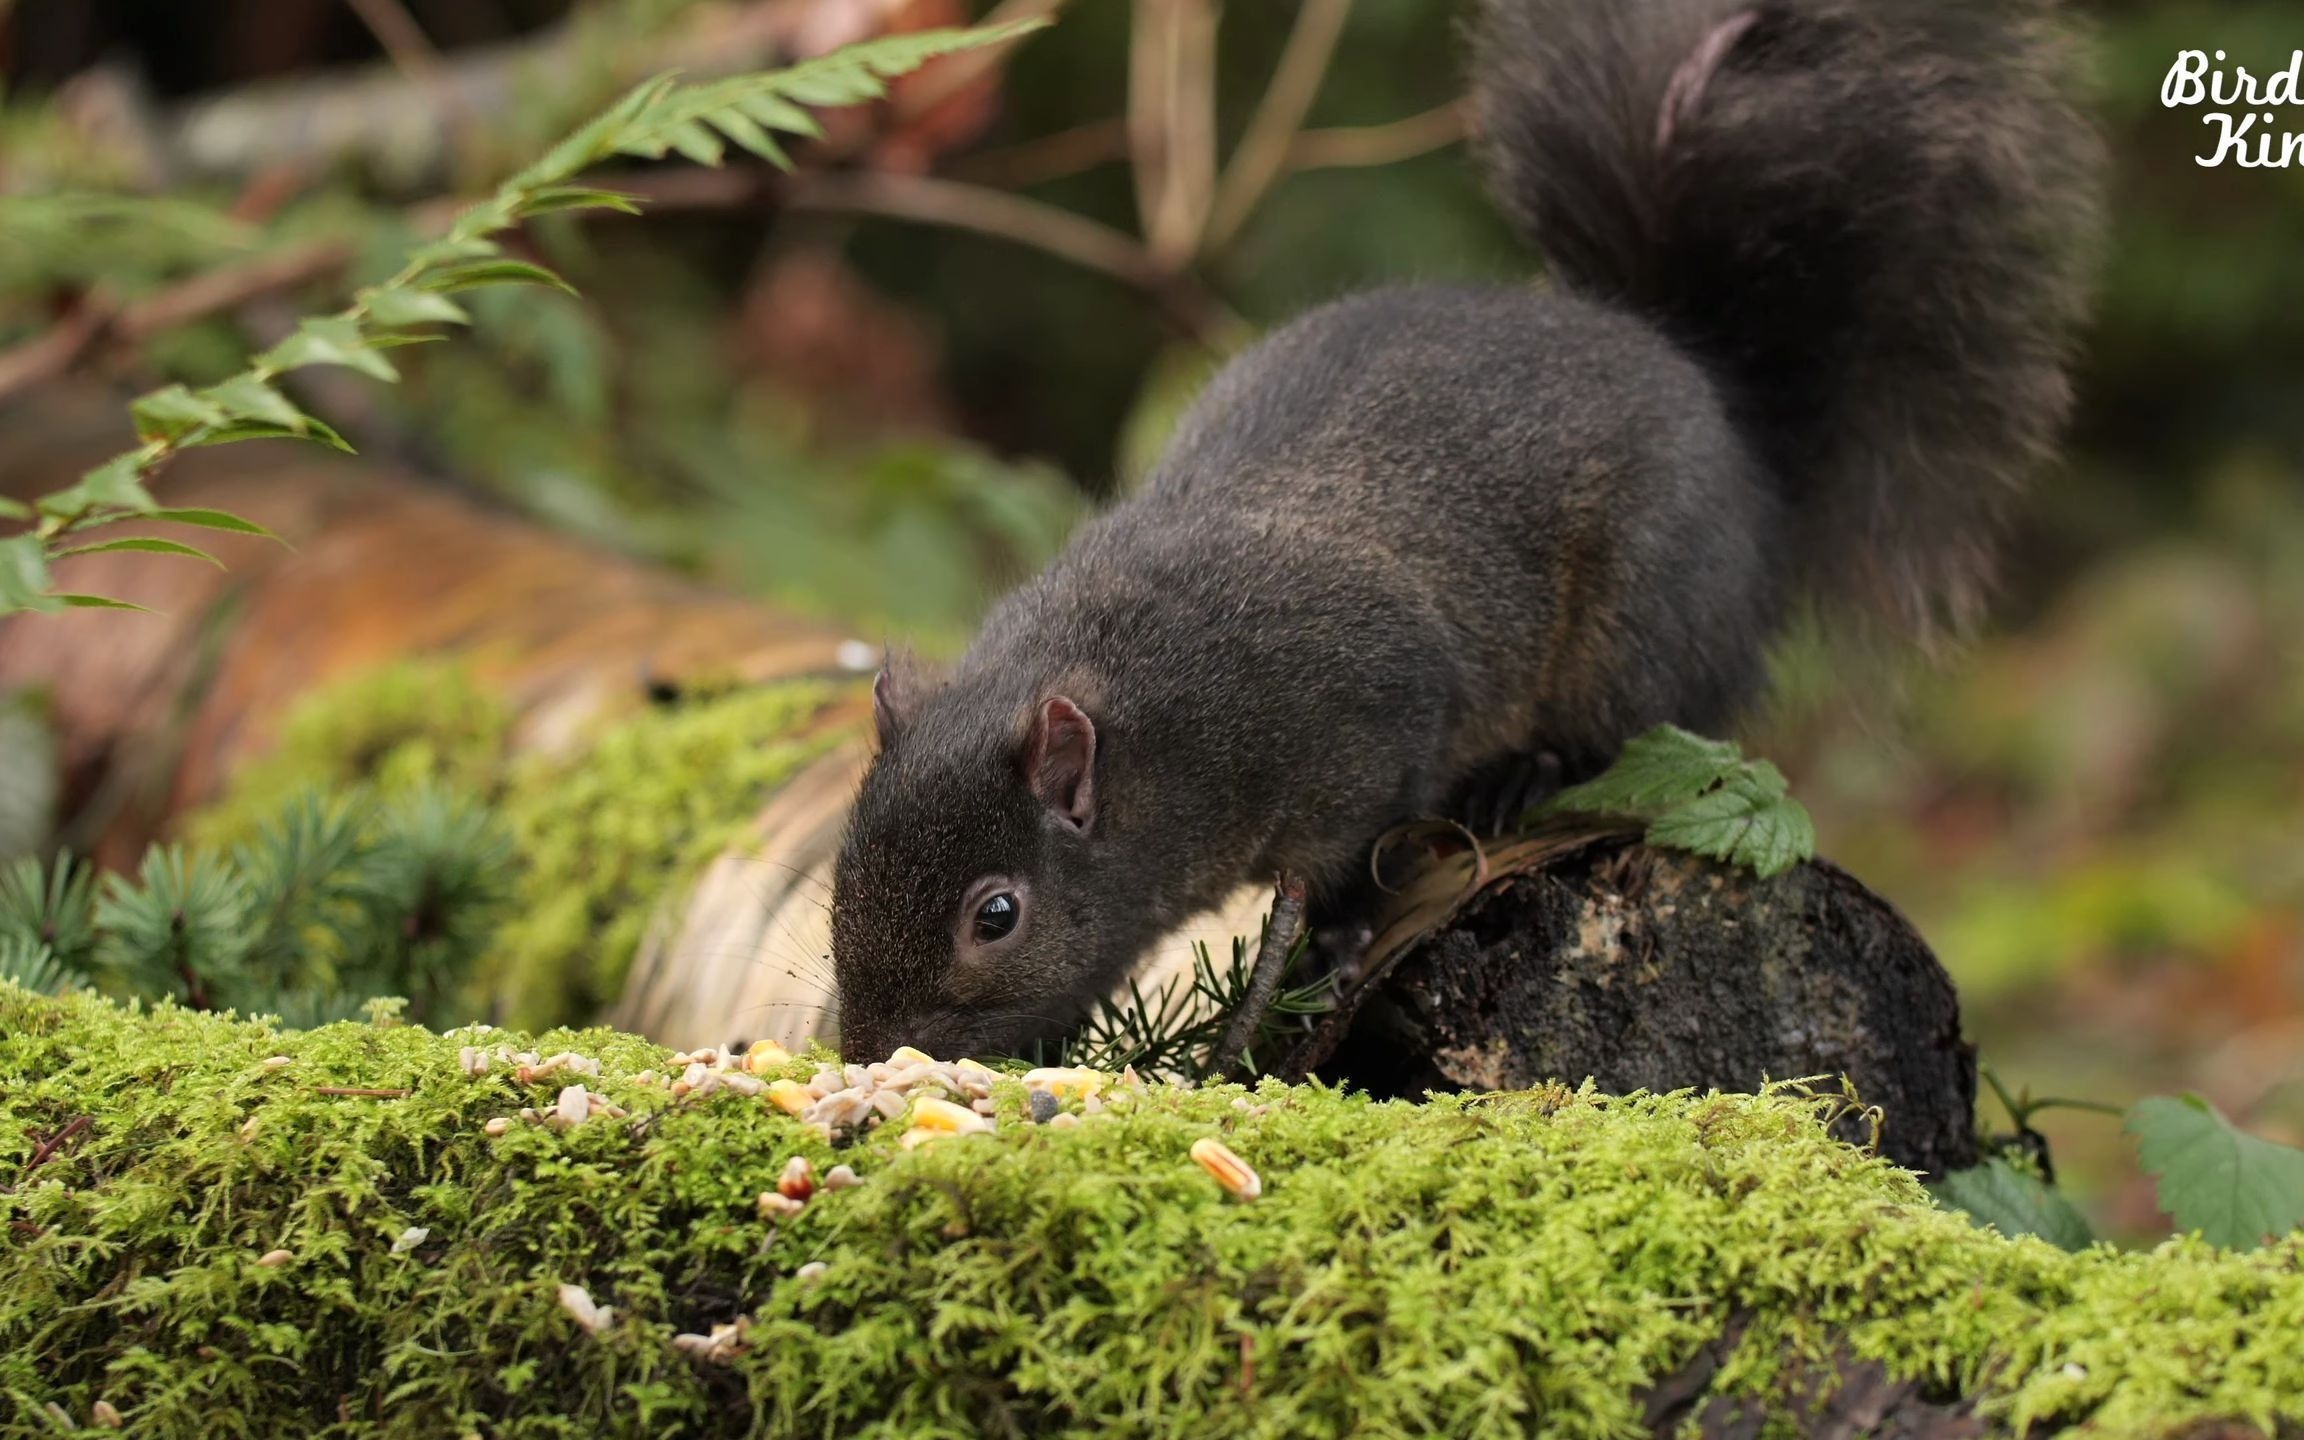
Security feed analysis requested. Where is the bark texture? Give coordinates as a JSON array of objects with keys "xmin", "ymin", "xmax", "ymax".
[{"xmin": 1323, "ymin": 837, "xmax": 1979, "ymax": 1176}]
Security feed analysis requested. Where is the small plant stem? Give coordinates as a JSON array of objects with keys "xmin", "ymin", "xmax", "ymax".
[{"xmin": 1215, "ymin": 873, "xmax": 1310, "ymax": 1079}]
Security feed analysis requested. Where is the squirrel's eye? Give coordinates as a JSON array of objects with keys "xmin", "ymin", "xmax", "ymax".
[{"xmin": 972, "ymin": 891, "xmax": 1021, "ymax": 944}]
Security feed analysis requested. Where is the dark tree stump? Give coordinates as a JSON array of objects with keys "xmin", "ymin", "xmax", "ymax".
[{"xmin": 1317, "ymin": 837, "xmax": 1978, "ymax": 1176}]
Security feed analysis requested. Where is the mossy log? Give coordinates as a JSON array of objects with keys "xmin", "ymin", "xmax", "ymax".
[
  {"xmin": 5, "ymin": 985, "xmax": 2301, "ymax": 1438},
  {"xmin": 1318, "ymin": 838, "xmax": 1979, "ymax": 1177}
]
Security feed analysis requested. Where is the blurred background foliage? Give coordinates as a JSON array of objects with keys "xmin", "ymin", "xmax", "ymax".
[{"xmin": 0, "ymin": 0, "xmax": 2298, "ymax": 1240}]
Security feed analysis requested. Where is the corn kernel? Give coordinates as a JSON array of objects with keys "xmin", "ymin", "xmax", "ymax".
[
  {"xmin": 744, "ymin": 1039, "xmax": 793, "ymax": 1074},
  {"xmin": 1189, "ymin": 1137, "xmax": 1262, "ymax": 1201},
  {"xmin": 897, "ymin": 1126, "xmax": 943, "ymax": 1150},
  {"xmin": 1022, "ymin": 1066, "xmax": 1105, "ymax": 1099},
  {"xmin": 766, "ymin": 1079, "xmax": 812, "ymax": 1116},
  {"xmin": 886, "ymin": 1045, "xmax": 938, "ymax": 1066},
  {"xmin": 756, "ymin": 1191, "xmax": 805, "ymax": 1220},
  {"xmin": 778, "ymin": 1155, "xmax": 815, "ymax": 1201},
  {"xmin": 909, "ymin": 1095, "xmax": 991, "ymax": 1134}
]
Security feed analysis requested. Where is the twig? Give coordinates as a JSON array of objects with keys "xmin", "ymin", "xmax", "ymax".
[
  {"xmin": 1145, "ymin": 0, "xmax": 1219, "ymax": 270},
  {"xmin": 1214, "ymin": 873, "xmax": 1311, "ymax": 1078},
  {"xmin": 342, "ymin": 0, "xmax": 450, "ymax": 94},
  {"xmin": 1202, "ymin": 0, "xmax": 1353, "ymax": 255},
  {"xmin": 950, "ymin": 117, "xmax": 1131, "ymax": 188},
  {"xmin": 1288, "ymin": 101, "xmax": 1468, "ymax": 172},
  {"xmin": 777, "ymin": 171, "xmax": 1235, "ymax": 340},
  {"xmin": 313, "ymin": 1086, "xmax": 412, "ymax": 1098},
  {"xmin": 1127, "ymin": 0, "xmax": 1175, "ymax": 244},
  {"xmin": 15, "ymin": 1115, "xmax": 92, "ymax": 1185},
  {"xmin": 0, "ymin": 237, "xmax": 365, "ymax": 404}
]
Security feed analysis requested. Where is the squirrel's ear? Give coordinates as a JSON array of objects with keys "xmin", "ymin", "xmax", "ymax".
[
  {"xmin": 1025, "ymin": 695, "xmax": 1096, "ymax": 833},
  {"xmin": 871, "ymin": 650, "xmax": 937, "ymax": 751}
]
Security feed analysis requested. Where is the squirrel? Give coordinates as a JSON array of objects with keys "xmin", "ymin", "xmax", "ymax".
[{"xmin": 828, "ymin": 0, "xmax": 2104, "ymax": 1063}]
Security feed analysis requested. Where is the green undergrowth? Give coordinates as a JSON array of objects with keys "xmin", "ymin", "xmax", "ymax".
[
  {"xmin": 5, "ymin": 988, "xmax": 2301, "ymax": 1439},
  {"xmin": 182, "ymin": 661, "xmax": 851, "ymax": 1030}
]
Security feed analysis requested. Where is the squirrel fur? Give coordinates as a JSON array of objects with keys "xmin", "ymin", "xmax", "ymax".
[{"xmin": 830, "ymin": 0, "xmax": 2104, "ymax": 1063}]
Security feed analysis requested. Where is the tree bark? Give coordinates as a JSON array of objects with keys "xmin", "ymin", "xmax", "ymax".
[{"xmin": 1313, "ymin": 835, "xmax": 1979, "ymax": 1177}]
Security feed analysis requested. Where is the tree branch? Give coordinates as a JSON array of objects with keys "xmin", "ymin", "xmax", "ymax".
[
  {"xmin": 1202, "ymin": 0, "xmax": 1353, "ymax": 255},
  {"xmin": 1288, "ymin": 100, "xmax": 1468, "ymax": 172}
]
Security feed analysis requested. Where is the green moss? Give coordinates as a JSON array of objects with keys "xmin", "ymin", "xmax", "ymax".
[
  {"xmin": 180, "ymin": 666, "xmax": 852, "ymax": 1032},
  {"xmin": 187, "ymin": 662, "xmax": 514, "ymax": 851},
  {"xmin": 5, "ymin": 986, "xmax": 2301, "ymax": 1439},
  {"xmin": 484, "ymin": 681, "xmax": 843, "ymax": 1030}
]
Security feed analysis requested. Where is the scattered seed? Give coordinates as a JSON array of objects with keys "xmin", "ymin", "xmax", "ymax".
[
  {"xmin": 766, "ymin": 1079, "xmax": 813, "ymax": 1116},
  {"xmin": 953, "ymin": 1057, "xmax": 994, "ymax": 1078},
  {"xmin": 91, "ymin": 1400, "xmax": 123, "ymax": 1429},
  {"xmin": 391, "ymin": 1226, "xmax": 430, "ymax": 1255},
  {"xmin": 558, "ymin": 1282, "xmax": 613, "ymax": 1335},
  {"xmin": 909, "ymin": 1096, "xmax": 991, "ymax": 1134},
  {"xmin": 1190, "ymin": 1137, "xmax": 1262, "ymax": 1200},
  {"xmin": 1046, "ymin": 1112, "xmax": 1081, "ymax": 1130},
  {"xmin": 719, "ymin": 1072, "xmax": 764, "ymax": 1097},
  {"xmin": 795, "ymin": 1261, "xmax": 828, "ymax": 1284},
  {"xmin": 555, "ymin": 1084, "xmax": 589, "ymax": 1129},
  {"xmin": 256, "ymin": 1249, "xmax": 292, "ymax": 1267},
  {"xmin": 821, "ymin": 1164, "xmax": 861, "ymax": 1191},
  {"xmin": 1027, "ymin": 1090, "xmax": 1061, "ymax": 1125},
  {"xmin": 458, "ymin": 1046, "xmax": 489, "ymax": 1078},
  {"xmin": 260, "ymin": 1056, "xmax": 293, "ymax": 1071},
  {"xmin": 518, "ymin": 1107, "xmax": 541, "ymax": 1124},
  {"xmin": 868, "ymin": 1089, "xmax": 907, "ymax": 1121},
  {"xmin": 238, "ymin": 1115, "xmax": 261, "ymax": 1141},
  {"xmin": 1022, "ymin": 1066, "xmax": 1105, "ymax": 1099},
  {"xmin": 897, "ymin": 1126, "xmax": 943, "ymax": 1149},
  {"xmin": 744, "ymin": 1039, "xmax": 793, "ymax": 1073},
  {"xmin": 757, "ymin": 1191, "xmax": 806, "ymax": 1220},
  {"xmin": 971, "ymin": 1097, "xmax": 998, "ymax": 1116},
  {"xmin": 778, "ymin": 1155, "xmax": 815, "ymax": 1201},
  {"xmin": 483, "ymin": 1117, "xmax": 512, "ymax": 1137},
  {"xmin": 887, "ymin": 1044, "xmax": 937, "ymax": 1066},
  {"xmin": 633, "ymin": 1070, "xmax": 660, "ymax": 1086}
]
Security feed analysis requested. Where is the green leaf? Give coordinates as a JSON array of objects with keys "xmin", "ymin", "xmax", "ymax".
[
  {"xmin": 204, "ymin": 374, "xmax": 308, "ymax": 432},
  {"xmin": 514, "ymin": 186, "xmax": 644, "ymax": 219},
  {"xmin": 735, "ymin": 91, "xmax": 824, "ymax": 139},
  {"xmin": 144, "ymin": 507, "xmax": 281, "ymax": 541},
  {"xmin": 56, "ymin": 593, "xmax": 155, "ymax": 613},
  {"xmin": 2128, "ymin": 1094, "xmax": 2304, "ymax": 1249},
  {"xmin": 0, "ymin": 496, "xmax": 31, "ymax": 521},
  {"xmin": 1546, "ymin": 727, "xmax": 1748, "ymax": 814},
  {"xmin": 261, "ymin": 316, "xmax": 399, "ymax": 382},
  {"xmin": 53, "ymin": 537, "xmax": 222, "ymax": 567},
  {"xmin": 664, "ymin": 118, "xmax": 726, "ymax": 166},
  {"xmin": 33, "ymin": 454, "xmax": 158, "ymax": 521},
  {"xmin": 1644, "ymin": 763, "xmax": 1817, "ymax": 879},
  {"xmin": 1538, "ymin": 725, "xmax": 1819, "ymax": 878},
  {"xmin": 1930, "ymin": 1159, "xmax": 2096, "ymax": 1251},
  {"xmin": 418, "ymin": 259, "xmax": 577, "ymax": 296},
  {"xmin": 131, "ymin": 384, "xmax": 229, "ymax": 443},
  {"xmin": 0, "ymin": 535, "xmax": 60, "ymax": 615},
  {"xmin": 361, "ymin": 286, "xmax": 471, "ymax": 328},
  {"xmin": 704, "ymin": 109, "xmax": 788, "ymax": 166}
]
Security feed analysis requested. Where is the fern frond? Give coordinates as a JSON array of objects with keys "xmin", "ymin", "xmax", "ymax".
[{"xmin": 2, "ymin": 17, "xmax": 1047, "ymax": 616}]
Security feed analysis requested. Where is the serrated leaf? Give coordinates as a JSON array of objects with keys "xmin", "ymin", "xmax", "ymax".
[
  {"xmin": 56, "ymin": 593, "xmax": 155, "ymax": 613},
  {"xmin": 514, "ymin": 186, "xmax": 644, "ymax": 218},
  {"xmin": 1644, "ymin": 765, "xmax": 1816, "ymax": 878},
  {"xmin": 1930, "ymin": 1159, "xmax": 2096, "ymax": 1251},
  {"xmin": 37, "ymin": 455, "xmax": 156, "ymax": 518},
  {"xmin": 0, "ymin": 496, "xmax": 28, "ymax": 520},
  {"xmin": 1545, "ymin": 726, "xmax": 1747, "ymax": 815},
  {"xmin": 664, "ymin": 118, "xmax": 726, "ymax": 165},
  {"xmin": 2128, "ymin": 1094, "xmax": 2304, "ymax": 1249},
  {"xmin": 0, "ymin": 535, "xmax": 60, "ymax": 615},
  {"xmin": 131, "ymin": 384, "xmax": 228, "ymax": 443},
  {"xmin": 362, "ymin": 286, "xmax": 471, "ymax": 327},
  {"xmin": 780, "ymin": 70, "xmax": 884, "ymax": 106},
  {"xmin": 735, "ymin": 91, "xmax": 823, "ymax": 138},
  {"xmin": 203, "ymin": 374, "xmax": 307, "ymax": 432},
  {"xmin": 1540, "ymin": 725, "xmax": 1817, "ymax": 879},
  {"xmin": 418, "ymin": 259, "xmax": 577, "ymax": 296},
  {"xmin": 144, "ymin": 507, "xmax": 281, "ymax": 541},
  {"xmin": 261, "ymin": 316, "xmax": 399, "ymax": 382},
  {"xmin": 53, "ymin": 537, "xmax": 221, "ymax": 567}
]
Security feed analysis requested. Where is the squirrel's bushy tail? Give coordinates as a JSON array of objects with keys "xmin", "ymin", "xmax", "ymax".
[{"xmin": 1470, "ymin": 0, "xmax": 2103, "ymax": 635}]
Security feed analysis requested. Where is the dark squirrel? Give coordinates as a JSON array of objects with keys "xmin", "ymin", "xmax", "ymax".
[{"xmin": 830, "ymin": 0, "xmax": 2104, "ymax": 1062}]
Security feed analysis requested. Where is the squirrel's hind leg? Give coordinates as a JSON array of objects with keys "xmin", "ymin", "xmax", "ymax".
[{"xmin": 1449, "ymin": 748, "xmax": 1569, "ymax": 837}]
